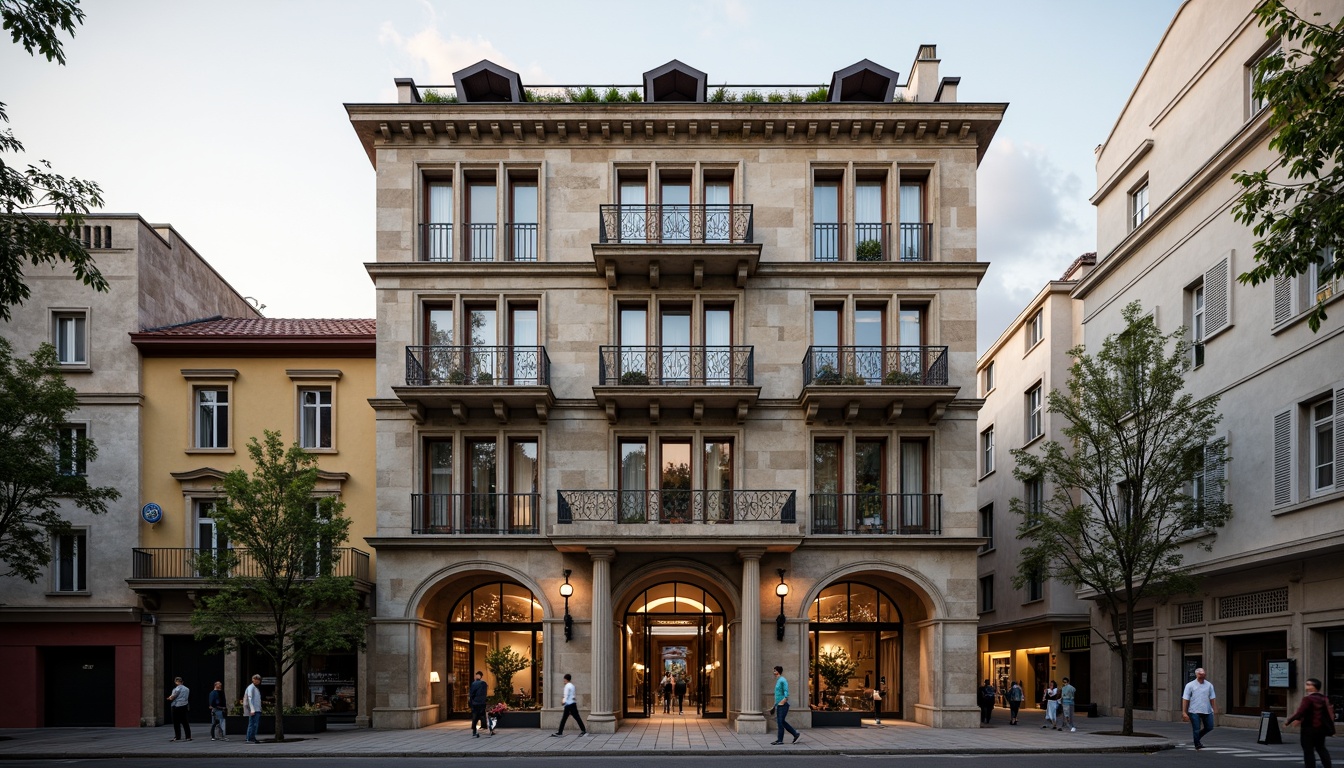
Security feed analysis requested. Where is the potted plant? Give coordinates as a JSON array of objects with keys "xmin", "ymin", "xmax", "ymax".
[
  {"xmin": 475, "ymin": 371, "xmax": 493, "ymax": 385},
  {"xmin": 811, "ymin": 646, "xmax": 863, "ymax": 726},
  {"xmin": 620, "ymin": 370, "xmax": 650, "ymax": 385},
  {"xmin": 814, "ymin": 364, "xmax": 841, "ymax": 385},
  {"xmin": 855, "ymin": 239, "xmax": 884, "ymax": 261},
  {"xmin": 445, "ymin": 368, "xmax": 467, "ymax": 385},
  {"xmin": 841, "ymin": 372, "xmax": 867, "ymax": 386},
  {"xmin": 883, "ymin": 369, "xmax": 921, "ymax": 385}
]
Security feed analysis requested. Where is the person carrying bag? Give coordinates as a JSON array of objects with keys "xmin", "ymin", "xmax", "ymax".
[{"xmin": 1285, "ymin": 677, "xmax": 1335, "ymax": 768}]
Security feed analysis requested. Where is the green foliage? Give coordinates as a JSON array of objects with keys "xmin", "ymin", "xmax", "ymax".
[
  {"xmin": 0, "ymin": 0, "xmax": 105, "ymax": 322},
  {"xmin": 1232, "ymin": 1, "xmax": 1344, "ymax": 331},
  {"xmin": 484, "ymin": 645, "xmax": 532, "ymax": 702},
  {"xmin": 568, "ymin": 86, "xmax": 601, "ymax": 103},
  {"xmin": 805, "ymin": 87, "xmax": 830, "ymax": 102},
  {"xmin": 814, "ymin": 364, "xmax": 841, "ymax": 385},
  {"xmin": 855, "ymin": 239, "xmax": 884, "ymax": 261},
  {"xmin": 625, "ymin": 89, "xmax": 642, "ymax": 103},
  {"xmin": 619, "ymin": 370, "xmax": 649, "ymax": 385},
  {"xmin": 0, "ymin": 338, "xmax": 120, "ymax": 581},
  {"xmin": 420, "ymin": 89, "xmax": 457, "ymax": 103},
  {"xmin": 814, "ymin": 646, "xmax": 858, "ymax": 706},
  {"xmin": 191, "ymin": 431, "xmax": 367, "ymax": 741},
  {"xmin": 883, "ymin": 369, "xmax": 920, "ymax": 385},
  {"xmin": 740, "ymin": 89, "xmax": 764, "ymax": 103},
  {"xmin": 602, "ymin": 87, "xmax": 625, "ymax": 103},
  {"xmin": 709, "ymin": 86, "xmax": 734, "ymax": 103},
  {"xmin": 1008, "ymin": 302, "xmax": 1229, "ymax": 735}
]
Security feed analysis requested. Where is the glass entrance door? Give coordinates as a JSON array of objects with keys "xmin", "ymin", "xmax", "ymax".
[{"xmin": 623, "ymin": 582, "xmax": 727, "ymax": 718}]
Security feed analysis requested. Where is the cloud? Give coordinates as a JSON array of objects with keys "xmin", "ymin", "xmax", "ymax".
[
  {"xmin": 379, "ymin": 22, "xmax": 549, "ymax": 85},
  {"xmin": 976, "ymin": 137, "xmax": 1095, "ymax": 353}
]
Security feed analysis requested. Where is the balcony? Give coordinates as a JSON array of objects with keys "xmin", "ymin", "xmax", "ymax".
[
  {"xmin": 554, "ymin": 489, "xmax": 800, "ymax": 549},
  {"xmin": 592, "ymin": 204, "xmax": 761, "ymax": 288},
  {"xmin": 396, "ymin": 345, "xmax": 555, "ymax": 422},
  {"xmin": 128, "ymin": 547, "xmax": 372, "ymax": 588},
  {"xmin": 812, "ymin": 222, "xmax": 932, "ymax": 262},
  {"xmin": 593, "ymin": 345, "xmax": 759, "ymax": 423},
  {"xmin": 809, "ymin": 493, "xmax": 943, "ymax": 535},
  {"xmin": 799, "ymin": 345, "xmax": 957, "ymax": 424},
  {"xmin": 419, "ymin": 223, "xmax": 537, "ymax": 262},
  {"xmin": 411, "ymin": 493, "xmax": 540, "ymax": 534}
]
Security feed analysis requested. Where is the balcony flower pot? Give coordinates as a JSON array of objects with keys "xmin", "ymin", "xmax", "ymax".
[
  {"xmin": 476, "ymin": 372, "xmax": 494, "ymax": 385},
  {"xmin": 620, "ymin": 371, "xmax": 650, "ymax": 385},
  {"xmin": 855, "ymin": 239, "xmax": 883, "ymax": 261},
  {"xmin": 814, "ymin": 365, "xmax": 841, "ymax": 385},
  {"xmin": 883, "ymin": 370, "xmax": 921, "ymax": 385},
  {"xmin": 446, "ymin": 369, "xmax": 467, "ymax": 385}
]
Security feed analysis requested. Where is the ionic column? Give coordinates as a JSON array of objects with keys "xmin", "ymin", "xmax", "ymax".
[
  {"xmin": 738, "ymin": 547, "xmax": 766, "ymax": 730},
  {"xmin": 588, "ymin": 548, "xmax": 616, "ymax": 731}
]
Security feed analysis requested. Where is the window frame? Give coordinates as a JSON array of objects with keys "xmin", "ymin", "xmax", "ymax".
[
  {"xmin": 979, "ymin": 574, "xmax": 995, "ymax": 613},
  {"xmin": 1190, "ymin": 280, "xmax": 1205, "ymax": 368},
  {"xmin": 1023, "ymin": 475, "xmax": 1044, "ymax": 527},
  {"xmin": 52, "ymin": 309, "xmax": 89, "ymax": 367},
  {"xmin": 1310, "ymin": 395, "xmax": 1336, "ymax": 496},
  {"xmin": 289, "ymin": 369, "xmax": 341, "ymax": 453},
  {"xmin": 1025, "ymin": 310, "xmax": 1043, "ymax": 350},
  {"xmin": 52, "ymin": 529, "xmax": 88, "ymax": 593},
  {"xmin": 978, "ymin": 504, "xmax": 994, "ymax": 554},
  {"xmin": 1025, "ymin": 568, "xmax": 1043, "ymax": 603},
  {"xmin": 1248, "ymin": 40, "xmax": 1281, "ymax": 120},
  {"xmin": 1025, "ymin": 383, "xmax": 1044, "ymax": 443},
  {"xmin": 183, "ymin": 369, "xmax": 237, "ymax": 454},
  {"xmin": 1130, "ymin": 180, "xmax": 1150, "ymax": 231},
  {"xmin": 982, "ymin": 361, "xmax": 995, "ymax": 395},
  {"xmin": 55, "ymin": 423, "xmax": 88, "ymax": 477},
  {"xmin": 980, "ymin": 425, "xmax": 995, "ymax": 477}
]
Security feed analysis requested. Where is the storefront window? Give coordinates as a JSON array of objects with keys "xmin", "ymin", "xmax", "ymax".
[
  {"xmin": 448, "ymin": 582, "xmax": 544, "ymax": 716},
  {"xmin": 1132, "ymin": 642, "xmax": 1153, "ymax": 710},
  {"xmin": 1227, "ymin": 632, "xmax": 1288, "ymax": 716},
  {"xmin": 809, "ymin": 581, "xmax": 902, "ymax": 717},
  {"xmin": 1327, "ymin": 630, "xmax": 1344, "ymax": 715},
  {"xmin": 302, "ymin": 653, "xmax": 357, "ymax": 720}
]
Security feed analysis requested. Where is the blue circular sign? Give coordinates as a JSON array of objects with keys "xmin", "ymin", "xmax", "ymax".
[{"xmin": 141, "ymin": 503, "xmax": 163, "ymax": 524}]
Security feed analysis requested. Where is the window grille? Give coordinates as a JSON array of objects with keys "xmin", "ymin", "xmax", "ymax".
[
  {"xmin": 1116, "ymin": 608, "xmax": 1154, "ymax": 631},
  {"xmin": 1218, "ymin": 587, "xmax": 1288, "ymax": 619},
  {"xmin": 1177, "ymin": 601, "xmax": 1204, "ymax": 625}
]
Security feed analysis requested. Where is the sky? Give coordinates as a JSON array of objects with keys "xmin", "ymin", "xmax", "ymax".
[{"xmin": 1, "ymin": 0, "xmax": 1184, "ymax": 354}]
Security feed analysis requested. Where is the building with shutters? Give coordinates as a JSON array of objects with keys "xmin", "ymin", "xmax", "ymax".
[
  {"xmin": 347, "ymin": 47, "xmax": 1004, "ymax": 731},
  {"xmin": 1075, "ymin": 0, "xmax": 1344, "ymax": 725}
]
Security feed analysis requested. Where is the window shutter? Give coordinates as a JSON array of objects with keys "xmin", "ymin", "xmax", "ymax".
[
  {"xmin": 1335, "ymin": 386, "xmax": 1344, "ymax": 488},
  {"xmin": 1204, "ymin": 253, "xmax": 1231, "ymax": 336},
  {"xmin": 1204, "ymin": 434, "xmax": 1227, "ymax": 511},
  {"xmin": 1272, "ymin": 407, "xmax": 1295, "ymax": 507},
  {"xmin": 1273, "ymin": 273, "xmax": 1295, "ymax": 326}
]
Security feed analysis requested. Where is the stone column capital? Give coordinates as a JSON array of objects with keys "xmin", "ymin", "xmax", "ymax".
[
  {"xmin": 736, "ymin": 547, "xmax": 767, "ymax": 562},
  {"xmin": 587, "ymin": 547, "xmax": 617, "ymax": 562}
]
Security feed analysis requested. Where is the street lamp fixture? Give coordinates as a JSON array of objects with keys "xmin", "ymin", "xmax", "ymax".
[
  {"xmin": 560, "ymin": 569, "xmax": 574, "ymax": 641},
  {"xmin": 775, "ymin": 569, "xmax": 789, "ymax": 642}
]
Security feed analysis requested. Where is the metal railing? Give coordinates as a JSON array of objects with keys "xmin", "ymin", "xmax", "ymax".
[
  {"xmin": 802, "ymin": 345, "xmax": 948, "ymax": 386},
  {"xmin": 420, "ymin": 222, "xmax": 536, "ymax": 262},
  {"xmin": 813, "ymin": 222, "xmax": 932, "ymax": 262},
  {"xmin": 465, "ymin": 223, "xmax": 496, "ymax": 261},
  {"xmin": 411, "ymin": 493, "xmax": 540, "ymax": 534},
  {"xmin": 405, "ymin": 345, "xmax": 550, "ymax": 387},
  {"xmin": 598, "ymin": 204, "xmax": 753, "ymax": 244},
  {"xmin": 130, "ymin": 547, "xmax": 370, "ymax": 581},
  {"xmin": 422, "ymin": 223, "xmax": 452, "ymax": 262},
  {"xmin": 557, "ymin": 489, "xmax": 796, "ymax": 524},
  {"xmin": 809, "ymin": 493, "xmax": 943, "ymax": 534},
  {"xmin": 508, "ymin": 222, "xmax": 538, "ymax": 262},
  {"xmin": 598, "ymin": 345, "xmax": 753, "ymax": 386}
]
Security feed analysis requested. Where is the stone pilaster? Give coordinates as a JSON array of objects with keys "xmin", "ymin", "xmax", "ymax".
[
  {"xmin": 587, "ymin": 548, "xmax": 616, "ymax": 732},
  {"xmin": 736, "ymin": 547, "xmax": 766, "ymax": 732}
]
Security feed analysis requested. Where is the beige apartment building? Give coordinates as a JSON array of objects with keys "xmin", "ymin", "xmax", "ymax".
[
  {"xmin": 975, "ymin": 255, "xmax": 1094, "ymax": 709},
  {"xmin": 0, "ymin": 215, "xmax": 259, "ymax": 727},
  {"xmin": 347, "ymin": 47, "xmax": 1004, "ymax": 731},
  {"xmin": 1077, "ymin": 0, "xmax": 1344, "ymax": 725}
]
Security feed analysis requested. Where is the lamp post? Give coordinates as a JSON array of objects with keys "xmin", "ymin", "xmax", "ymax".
[
  {"xmin": 559, "ymin": 569, "xmax": 574, "ymax": 642},
  {"xmin": 775, "ymin": 569, "xmax": 789, "ymax": 642}
]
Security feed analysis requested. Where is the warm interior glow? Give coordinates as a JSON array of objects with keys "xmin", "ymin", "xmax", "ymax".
[
  {"xmin": 429, "ymin": 671, "xmax": 441, "ymax": 684},
  {"xmin": 633, "ymin": 595, "xmax": 709, "ymax": 613}
]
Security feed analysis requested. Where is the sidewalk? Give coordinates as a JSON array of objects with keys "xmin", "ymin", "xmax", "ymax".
[{"xmin": 0, "ymin": 712, "xmax": 1308, "ymax": 759}]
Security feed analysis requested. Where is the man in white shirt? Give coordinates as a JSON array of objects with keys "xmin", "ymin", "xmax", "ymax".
[
  {"xmin": 166, "ymin": 677, "xmax": 191, "ymax": 741},
  {"xmin": 550, "ymin": 673, "xmax": 587, "ymax": 736},
  {"xmin": 243, "ymin": 674, "xmax": 264, "ymax": 744},
  {"xmin": 1181, "ymin": 667, "xmax": 1217, "ymax": 750}
]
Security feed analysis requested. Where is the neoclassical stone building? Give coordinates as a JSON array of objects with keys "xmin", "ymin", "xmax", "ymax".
[{"xmin": 346, "ymin": 47, "xmax": 1003, "ymax": 731}]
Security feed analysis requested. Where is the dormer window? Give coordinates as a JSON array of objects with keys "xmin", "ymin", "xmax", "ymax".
[
  {"xmin": 828, "ymin": 59, "xmax": 899, "ymax": 103},
  {"xmin": 452, "ymin": 60, "xmax": 523, "ymax": 103},
  {"xmin": 642, "ymin": 60, "xmax": 707, "ymax": 103}
]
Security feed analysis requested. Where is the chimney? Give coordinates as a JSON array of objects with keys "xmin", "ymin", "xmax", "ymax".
[
  {"xmin": 904, "ymin": 44, "xmax": 940, "ymax": 102},
  {"xmin": 395, "ymin": 77, "xmax": 421, "ymax": 104}
]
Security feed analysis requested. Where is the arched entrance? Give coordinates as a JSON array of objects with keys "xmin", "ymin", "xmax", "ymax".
[
  {"xmin": 446, "ymin": 582, "xmax": 543, "ymax": 718},
  {"xmin": 809, "ymin": 581, "xmax": 903, "ymax": 719},
  {"xmin": 622, "ymin": 582, "xmax": 727, "ymax": 718}
]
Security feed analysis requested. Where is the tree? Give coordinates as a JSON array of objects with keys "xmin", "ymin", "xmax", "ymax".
[
  {"xmin": 1, "ymin": 0, "xmax": 107, "ymax": 323},
  {"xmin": 1009, "ymin": 303, "xmax": 1231, "ymax": 736},
  {"xmin": 0, "ymin": 337, "xmax": 119, "ymax": 581},
  {"xmin": 190, "ymin": 431, "xmax": 367, "ymax": 742},
  {"xmin": 1233, "ymin": 0, "xmax": 1344, "ymax": 332},
  {"xmin": 813, "ymin": 646, "xmax": 858, "ymax": 709},
  {"xmin": 484, "ymin": 645, "xmax": 531, "ymax": 704}
]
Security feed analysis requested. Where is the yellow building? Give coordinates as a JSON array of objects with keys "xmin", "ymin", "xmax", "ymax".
[{"xmin": 129, "ymin": 317, "xmax": 377, "ymax": 727}]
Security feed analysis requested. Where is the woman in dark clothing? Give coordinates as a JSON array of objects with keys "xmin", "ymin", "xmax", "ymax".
[
  {"xmin": 978, "ymin": 679, "xmax": 997, "ymax": 724},
  {"xmin": 1285, "ymin": 677, "xmax": 1334, "ymax": 768}
]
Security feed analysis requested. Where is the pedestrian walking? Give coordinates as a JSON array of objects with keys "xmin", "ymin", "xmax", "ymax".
[
  {"xmin": 978, "ymin": 678, "xmax": 997, "ymax": 725},
  {"xmin": 551, "ymin": 673, "xmax": 587, "ymax": 736},
  {"xmin": 675, "ymin": 676, "xmax": 687, "ymax": 714},
  {"xmin": 770, "ymin": 665, "xmax": 801, "ymax": 745},
  {"xmin": 469, "ymin": 670, "xmax": 492, "ymax": 737},
  {"xmin": 1060, "ymin": 677, "xmax": 1077, "ymax": 732},
  {"xmin": 1041, "ymin": 680, "xmax": 1060, "ymax": 729},
  {"xmin": 1007, "ymin": 680, "xmax": 1025, "ymax": 725},
  {"xmin": 243, "ymin": 674, "xmax": 263, "ymax": 744},
  {"xmin": 1181, "ymin": 667, "xmax": 1217, "ymax": 750},
  {"xmin": 166, "ymin": 676, "xmax": 191, "ymax": 741},
  {"xmin": 660, "ymin": 673, "xmax": 673, "ymax": 714},
  {"xmin": 208, "ymin": 681, "xmax": 228, "ymax": 741},
  {"xmin": 1285, "ymin": 677, "xmax": 1335, "ymax": 768}
]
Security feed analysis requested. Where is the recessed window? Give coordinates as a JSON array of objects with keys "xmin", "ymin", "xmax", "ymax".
[
  {"xmin": 1309, "ymin": 247, "xmax": 1340, "ymax": 306},
  {"xmin": 300, "ymin": 388, "xmax": 332, "ymax": 449},
  {"xmin": 508, "ymin": 174, "xmax": 538, "ymax": 262},
  {"xmin": 978, "ymin": 504, "xmax": 994, "ymax": 553},
  {"xmin": 1026, "ymin": 569, "xmax": 1043, "ymax": 602},
  {"xmin": 979, "ymin": 575, "xmax": 994, "ymax": 613},
  {"xmin": 1248, "ymin": 42, "xmax": 1281, "ymax": 118},
  {"xmin": 54, "ymin": 531, "xmax": 87, "ymax": 592},
  {"xmin": 424, "ymin": 179, "xmax": 453, "ymax": 261},
  {"xmin": 980, "ymin": 426, "xmax": 995, "ymax": 476},
  {"xmin": 1023, "ymin": 476, "xmax": 1044, "ymax": 525},
  {"xmin": 983, "ymin": 361, "xmax": 995, "ymax": 395},
  {"xmin": 1131, "ymin": 182, "xmax": 1149, "ymax": 231},
  {"xmin": 55, "ymin": 424, "xmax": 87, "ymax": 476},
  {"xmin": 53, "ymin": 312, "xmax": 87, "ymax": 365},
  {"xmin": 1026, "ymin": 310, "xmax": 1043, "ymax": 349},
  {"xmin": 1025, "ymin": 384, "xmax": 1043, "ymax": 442},
  {"xmin": 195, "ymin": 387, "xmax": 229, "ymax": 449},
  {"xmin": 1190, "ymin": 281, "xmax": 1205, "ymax": 367},
  {"xmin": 1311, "ymin": 396, "xmax": 1336, "ymax": 495}
]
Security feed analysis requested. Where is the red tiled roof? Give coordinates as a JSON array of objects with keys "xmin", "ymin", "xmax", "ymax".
[{"xmin": 137, "ymin": 317, "xmax": 375, "ymax": 337}]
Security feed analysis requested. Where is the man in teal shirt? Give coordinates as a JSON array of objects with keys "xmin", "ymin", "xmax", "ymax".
[
  {"xmin": 1060, "ymin": 677, "xmax": 1077, "ymax": 732},
  {"xmin": 771, "ymin": 666, "xmax": 801, "ymax": 745}
]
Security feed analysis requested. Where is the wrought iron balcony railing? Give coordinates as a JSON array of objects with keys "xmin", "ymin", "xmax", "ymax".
[
  {"xmin": 809, "ymin": 493, "xmax": 943, "ymax": 534},
  {"xmin": 423, "ymin": 223, "xmax": 453, "ymax": 262},
  {"xmin": 812, "ymin": 222, "xmax": 932, "ymax": 262},
  {"xmin": 405, "ymin": 345, "xmax": 551, "ymax": 387},
  {"xmin": 598, "ymin": 204, "xmax": 753, "ymax": 244},
  {"xmin": 508, "ymin": 222, "xmax": 538, "ymax": 262},
  {"xmin": 598, "ymin": 345, "xmax": 753, "ymax": 386},
  {"xmin": 420, "ymin": 223, "xmax": 537, "ymax": 262},
  {"xmin": 557, "ymin": 489, "xmax": 796, "ymax": 524},
  {"xmin": 412, "ymin": 493, "xmax": 540, "ymax": 534},
  {"xmin": 130, "ymin": 547, "xmax": 371, "ymax": 581},
  {"xmin": 802, "ymin": 345, "xmax": 948, "ymax": 386}
]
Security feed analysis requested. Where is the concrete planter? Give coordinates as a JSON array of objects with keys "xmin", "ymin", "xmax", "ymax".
[
  {"xmin": 810, "ymin": 710, "xmax": 864, "ymax": 728},
  {"xmin": 223, "ymin": 714, "xmax": 327, "ymax": 735}
]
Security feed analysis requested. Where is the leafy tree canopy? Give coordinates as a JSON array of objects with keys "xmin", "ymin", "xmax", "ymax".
[{"xmin": 1233, "ymin": 0, "xmax": 1344, "ymax": 331}]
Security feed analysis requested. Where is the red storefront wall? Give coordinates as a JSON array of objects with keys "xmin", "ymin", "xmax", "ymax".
[{"xmin": 0, "ymin": 623, "xmax": 141, "ymax": 728}]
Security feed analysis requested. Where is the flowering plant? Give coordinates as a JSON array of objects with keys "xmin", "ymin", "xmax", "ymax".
[{"xmin": 487, "ymin": 702, "xmax": 509, "ymax": 717}]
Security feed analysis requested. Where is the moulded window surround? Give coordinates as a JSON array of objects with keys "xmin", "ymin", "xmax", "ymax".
[
  {"xmin": 52, "ymin": 529, "xmax": 88, "ymax": 593},
  {"xmin": 289, "ymin": 369, "xmax": 342, "ymax": 453},
  {"xmin": 423, "ymin": 175, "xmax": 454, "ymax": 262},
  {"xmin": 182, "ymin": 369, "xmax": 238, "ymax": 454},
  {"xmin": 1130, "ymin": 180, "xmax": 1150, "ymax": 232},
  {"xmin": 52, "ymin": 310, "xmax": 88, "ymax": 367}
]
